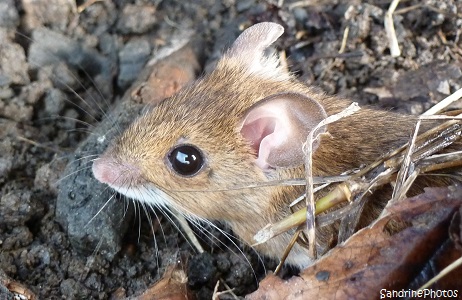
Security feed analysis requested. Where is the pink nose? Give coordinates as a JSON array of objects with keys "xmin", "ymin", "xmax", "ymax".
[{"xmin": 92, "ymin": 157, "xmax": 140, "ymax": 187}]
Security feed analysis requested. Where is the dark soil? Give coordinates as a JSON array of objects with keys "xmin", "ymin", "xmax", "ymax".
[{"xmin": 0, "ymin": 0, "xmax": 461, "ymax": 299}]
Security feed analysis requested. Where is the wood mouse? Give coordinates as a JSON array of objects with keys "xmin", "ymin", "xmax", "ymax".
[{"xmin": 92, "ymin": 22, "xmax": 460, "ymax": 267}]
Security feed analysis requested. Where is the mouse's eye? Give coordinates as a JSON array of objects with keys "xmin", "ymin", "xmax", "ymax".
[{"xmin": 167, "ymin": 145, "xmax": 204, "ymax": 176}]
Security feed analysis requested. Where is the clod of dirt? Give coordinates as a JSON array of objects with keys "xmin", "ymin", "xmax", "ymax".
[
  {"xmin": 188, "ymin": 252, "xmax": 217, "ymax": 288},
  {"xmin": 0, "ymin": 190, "xmax": 35, "ymax": 227},
  {"xmin": 29, "ymin": 28, "xmax": 112, "ymax": 86},
  {"xmin": 366, "ymin": 60, "xmax": 462, "ymax": 113},
  {"xmin": 21, "ymin": 0, "xmax": 73, "ymax": 32},
  {"xmin": 0, "ymin": 0, "xmax": 18, "ymax": 29},
  {"xmin": 116, "ymin": 4, "xmax": 158, "ymax": 35},
  {"xmin": 118, "ymin": 38, "xmax": 152, "ymax": 90},
  {"xmin": 0, "ymin": 34, "xmax": 29, "ymax": 87},
  {"xmin": 60, "ymin": 278, "xmax": 91, "ymax": 299}
]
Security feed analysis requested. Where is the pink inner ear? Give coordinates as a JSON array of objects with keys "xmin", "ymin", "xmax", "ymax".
[
  {"xmin": 240, "ymin": 117, "xmax": 277, "ymax": 155},
  {"xmin": 239, "ymin": 93, "xmax": 327, "ymax": 170}
]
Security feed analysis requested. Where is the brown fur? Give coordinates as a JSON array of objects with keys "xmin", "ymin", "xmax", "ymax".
[{"xmin": 103, "ymin": 57, "xmax": 461, "ymax": 267}]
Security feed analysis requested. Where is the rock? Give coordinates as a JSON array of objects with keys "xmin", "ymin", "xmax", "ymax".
[{"xmin": 56, "ymin": 38, "xmax": 201, "ymax": 261}]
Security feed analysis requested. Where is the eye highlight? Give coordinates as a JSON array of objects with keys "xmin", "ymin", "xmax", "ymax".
[{"xmin": 167, "ymin": 144, "xmax": 204, "ymax": 176}]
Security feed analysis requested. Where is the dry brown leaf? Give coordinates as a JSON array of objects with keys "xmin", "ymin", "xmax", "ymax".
[
  {"xmin": 0, "ymin": 269, "xmax": 36, "ymax": 300},
  {"xmin": 424, "ymin": 239, "xmax": 462, "ymax": 290},
  {"xmin": 247, "ymin": 186, "xmax": 462, "ymax": 300},
  {"xmin": 449, "ymin": 207, "xmax": 462, "ymax": 251},
  {"xmin": 131, "ymin": 264, "xmax": 193, "ymax": 300}
]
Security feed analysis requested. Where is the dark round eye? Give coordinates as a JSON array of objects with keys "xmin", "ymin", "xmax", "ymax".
[{"xmin": 167, "ymin": 145, "xmax": 204, "ymax": 176}]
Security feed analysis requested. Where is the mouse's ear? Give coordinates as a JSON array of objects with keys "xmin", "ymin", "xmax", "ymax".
[
  {"xmin": 239, "ymin": 92, "xmax": 327, "ymax": 170},
  {"xmin": 228, "ymin": 22, "xmax": 283, "ymax": 59},
  {"xmin": 225, "ymin": 22, "xmax": 286, "ymax": 78}
]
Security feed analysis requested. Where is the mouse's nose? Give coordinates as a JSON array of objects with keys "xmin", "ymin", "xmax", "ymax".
[{"xmin": 92, "ymin": 156, "xmax": 140, "ymax": 187}]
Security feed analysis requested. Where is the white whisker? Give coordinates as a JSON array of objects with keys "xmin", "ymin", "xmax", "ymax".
[
  {"xmin": 56, "ymin": 165, "xmax": 93, "ymax": 184},
  {"xmin": 86, "ymin": 192, "xmax": 116, "ymax": 226}
]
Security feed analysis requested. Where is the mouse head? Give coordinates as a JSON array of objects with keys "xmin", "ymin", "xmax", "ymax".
[{"xmin": 92, "ymin": 22, "xmax": 327, "ymax": 222}]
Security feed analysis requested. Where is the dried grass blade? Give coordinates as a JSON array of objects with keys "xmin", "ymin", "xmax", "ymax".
[{"xmin": 303, "ymin": 103, "xmax": 360, "ymax": 258}]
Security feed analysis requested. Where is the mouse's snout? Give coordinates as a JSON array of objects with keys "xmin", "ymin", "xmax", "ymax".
[{"xmin": 92, "ymin": 156, "xmax": 141, "ymax": 188}]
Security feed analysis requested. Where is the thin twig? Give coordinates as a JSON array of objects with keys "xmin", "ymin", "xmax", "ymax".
[
  {"xmin": 288, "ymin": 0, "xmax": 316, "ymax": 10},
  {"xmin": 392, "ymin": 120, "xmax": 420, "ymax": 201},
  {"xmin": 16, "ymin": 135, "xmax": 65, "ymax": 155},
  {"xmin": 220, "ymin": 280, "xmax": 239, "ymax": 300},
  {"xmin": 418, "ymin": 255, "xmax": 462, "ymax": 290},
  {"xmin": 423, "ymin": 87, "xmax": 462, "ymax": 116},
  {"xmin": 77, "ymin": 0, "xmax": 104, "ymax": 13},
  {"xmin": 384, "ymin": 0, "xmax": 401, "ymax": 57},
  {"xmin": 172, "ymin": 210, "xmax": 204, "ymax": 253},
  {"xmin": 339, "ymin": 26, "xmax": 349, "ymax": 54},
  {"xmin": 274, "ymin": 229, "xmax": 303, "ymax": 275},
  {"xmin": 169, "ymin": 175, "xmax": 350, "ymax": 193}
]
